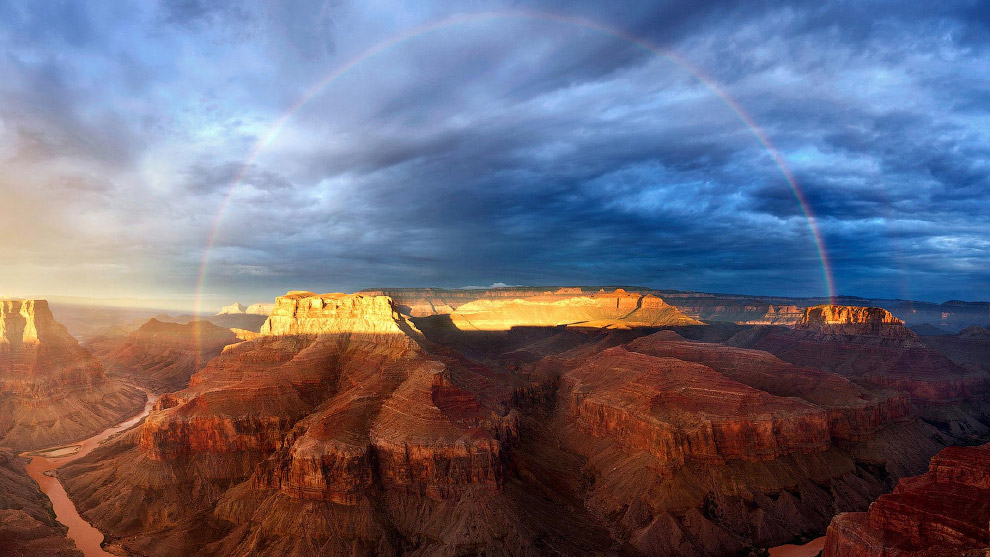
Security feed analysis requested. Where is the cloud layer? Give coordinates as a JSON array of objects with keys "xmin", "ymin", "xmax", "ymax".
[{"xmin": 0, "ymin": 1, "xmax": 987, "ymax": 305}]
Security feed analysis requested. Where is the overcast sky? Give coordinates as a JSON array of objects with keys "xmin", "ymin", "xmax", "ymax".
[{"xmin": 0, "ymin": 1, "xmax": 987, "ymax": 307}]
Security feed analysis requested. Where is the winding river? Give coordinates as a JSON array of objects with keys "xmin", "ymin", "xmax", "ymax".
[{"xmin": 21, "ymin": 388, "xmax": 160, "ymax": 557}]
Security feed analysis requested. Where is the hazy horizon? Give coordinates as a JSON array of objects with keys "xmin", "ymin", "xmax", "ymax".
[{"xmin": 10, "ymin": 280, "xmax": 987, "ymax": 316}]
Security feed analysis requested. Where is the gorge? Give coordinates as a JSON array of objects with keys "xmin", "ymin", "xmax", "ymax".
[{"xmin": 0, "ymin": 287, "xmax": 987, "ymax": 555}]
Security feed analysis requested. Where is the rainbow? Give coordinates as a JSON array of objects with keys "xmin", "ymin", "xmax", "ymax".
[{"xmin": 193, "ymin": 9, "xmax": 835, "ymax": 326}]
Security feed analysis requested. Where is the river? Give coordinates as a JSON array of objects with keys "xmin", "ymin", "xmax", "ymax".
[
  {"xmin": 768, "ymin": 535, "xmax": 826, "ymax": 556},
  {"xmin": 21, "ymin": 388, "xmax": 159, "ymax": 557}
]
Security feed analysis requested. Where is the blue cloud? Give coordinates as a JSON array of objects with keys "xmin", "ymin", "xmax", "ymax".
[{"xmin": 0, "ymin": 0, "xmax": 986, "ymax": 304}]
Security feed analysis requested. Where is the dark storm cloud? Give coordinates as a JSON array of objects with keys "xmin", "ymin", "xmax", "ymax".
[{"xmin": 0, "ymin": 0, "xmax": 986, "ymax": 304}]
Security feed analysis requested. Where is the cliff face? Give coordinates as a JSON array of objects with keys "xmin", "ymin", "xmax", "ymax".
[
  {"xmin": 0, "ymin": 299, "xmax": 103, "ymax": 387},
  {"xmin": 0, "ymin": 299, "xmax": 145, "ymax": 450},
  {"xmin": 728, "ymin": 305, "xmax": 988, "ymax": 404},
  {"xmin": 63, "ymin": 292, "xmax": 525, "ymax": 555},
  {"xmin": 88, "ymin": 319, "xmax": 239, "ymax": 392},
  {"xmin": 362, "ymin": 286, "xmax": 653, "ymax": 318},
  {"xmin": 797, "ymin": 305, "xmax": 913, "ymax": 338},
  {"xmin": 746, "ymin": 304, "xmax": 804, "ymax": 325},
  {"xmin": 57, "ymin": 292, "xmax": 985, "ymax": 556},
  {"xmin": 260, "ymin": 292, "xmax": 416, "ymax": 339},
  {"xmin": 623, "ymin": 333, "xmax": 911, "ymax": 442},
  {"xmin": 565, "ymin": 346, "xmax": 831, "ymax": 471},
  {"xmin": 824, "ymin": 443, "xmax": 990, "ymax": 556},
  {"xmin": 446, "ymin": 289, "xmax": 702, "ymax": 330},
  {"xmin": 216, "ymin": 302, "xmax": 273, "ymax": 316},
  {"xmin": 547, "ymin": 329, "xmax": 947, "ymax": 555}
]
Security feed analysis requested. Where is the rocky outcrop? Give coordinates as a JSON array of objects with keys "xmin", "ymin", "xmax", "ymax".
[
  {"xmin": 63, "ymin": 292, "xmax": 525, "ymax": 556},
  {"xmin": 728, "ymin": 305, "xmax": 988, "ymax": 404},
  {"xmin": 361, "ymin": 286, "xmax": 653, "ymax": 317},
  {"xmin": 447, "ymin": 289, "xmax": 702, "ymax": 330},
  {"xmin": 548, "ymin": 329, "xmax": 949, "ymax": 555},
  {"xmin": 260, "ymin": 291, "xmax": 416, "ymax": 340},
  {"xmin": 824, "ymin": 443, "xmax": 990, "ymax": 556},
  {"xmin": 87, "ymin": 319, "xmax": 239, "ymax": 392},
  {"xmin": 745, "ymin": 304, "xmax": 804, "ymax": 325},
  {"xmin": 216, "ymin": 302, "xmax": 273, "ymax": 316},
  {"xmin": 921, "ymin": 326, "xmax": 990, "ymax": 375},
  {"xmin": 624, "ymin": 332, "xmax": 911, "ymax": 441},
  {"xmin": 566, "ymin": 346, "xmax": 831, "ymax": 472},
  {"xmin": 797, "ymin": 305, "xmax": 913, "ymax": 338},
  {"xmin": 217, "ymin": 303, "xmax": 247, "ymax": 315},
  {"xmin": 0, "ymin": 299, "xmax": 145, "ymax": 450},
  {"xmin": 57, "ymin": 292, "xmax": 984, "ymax": 556}
]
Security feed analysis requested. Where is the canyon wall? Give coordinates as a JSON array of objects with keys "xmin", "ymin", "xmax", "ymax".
[
  {"xmin": 0, "ymin": 299, "xmax": 145, "ymax": 450},
  {"xmin": 824, "ymin": 443, "xmax": 990, "ymax": 556},
  {"xmin": 88, "ymin": 318, "xmax": 239, "ymax": 392},
  {"xmin": 56, "ymin": 294, "xmax": 988, "ymax": 556}
]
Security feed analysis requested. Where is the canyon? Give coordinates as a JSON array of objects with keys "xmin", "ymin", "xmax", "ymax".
[
  {"xmin": 0, "ymin": 288, "xmax": 986, "ymax": 555},
  {"xmin": 0, "ymin": 300, "xmax": 146, "ymax": 451}
]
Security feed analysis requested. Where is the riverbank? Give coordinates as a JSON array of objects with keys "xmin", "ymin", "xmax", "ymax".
[{"xmin": 20, "ymin": 387, "xmax": 160, "ymax": 557}]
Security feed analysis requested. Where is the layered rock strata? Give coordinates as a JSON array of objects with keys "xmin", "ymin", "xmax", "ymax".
[
  {"xmin": 87, "ymin": 318, "xmax": 239, "ymax": 393},
  {"xmin": 446, "ymin": 289, "xmax": 702, "ymax": 330},
  {"xmin": 59, "ymin": 294, "xmax": 980, "ymax": 556},
  {"xmin": 824, "ymin": 443, "xmax": 990, "ymax": 556},
  {"xmin": 62, "ymin": 292, "xmax": 527, "ymax": 556},
  {"xmin": 216, "ymin": 302, "xmax": 274, "ymax": 316},
  {"xmin": 0, "ymin": 299, "xmax": 145, "ymax": 450},
  {"xmin": 549, "ymin": 329, "xmax": 947, "ymax": 555},
  {"xmin": 728, "ymin": 305, "xmax": 988, "ymax": 403}
]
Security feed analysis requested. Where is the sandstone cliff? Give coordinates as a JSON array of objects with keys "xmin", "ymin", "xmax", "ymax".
[
  {"xmin": 446, "ymin": 289, "xmax": 702, "ymax": 330},
  {"xmin": 260, "ymin": 291, "xmax": 415, "ymax": 339},
  {"xmin": 796, "ymin": 305, "xmax": 913, "ymax": 338},
  {"xmin": 57, "ymin": 293, "xmax": 979, "ymax": 556},
  {"xmin": 728, "ymin": 305, "xmax": 988, "ymax": 404},
  {"xmin": 361, "ymin": 286, "xmax": 652, "ymax": 317},
  {"xmin": 546, "ymin": 329, "xmax": 947, "ymax": 555},
  {"xmin": 824, "ymin": 443, "xmax": 990, "ymax": 556},
  {"xmin": 0, "ymin": 299, "xmax": 145, "ymax": 450},
  {"xmin": 216, "ymin": 302, "xmax": 273, "ymax": 316},
  {"xmin": 63, "ymin": 292, "xmax": 530, "ymax": 556}
]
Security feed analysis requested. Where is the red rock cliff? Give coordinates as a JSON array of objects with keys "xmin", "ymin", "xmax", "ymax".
[
  {"xmin": 824, "ymin": 443, "xmax": 990, "ymax": 556},
  {"xmin": 0, "ymin": 299, "xmax": 145, "ymax": 450},
  {"xmin": 139, "ymin": 292, "xmax": 514, "ymax": 504},
  {"xmin": 797, "ymin": 305, "xmax": 912, "ymax": 338},
  {"xmin": 447, "ymin": 289, "xmax": 702, "ymax": 331}
]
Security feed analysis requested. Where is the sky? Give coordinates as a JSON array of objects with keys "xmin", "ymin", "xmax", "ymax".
[{"xmin": 0, "ymin": 1, "xmax": 988, "ymax": 309}]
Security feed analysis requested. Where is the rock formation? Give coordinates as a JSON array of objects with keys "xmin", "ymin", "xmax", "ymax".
[
  {"xmin": 0, "ymin": 299, "xmax": 145, "ymax": 450},
  {"xmin": 745, "ymin": 304, "xmax": 804, "ymax": 325},
  {"xmin": 87, "ymin": 318, "xmax": 239, "ymax": 393},
  {"xmin": 796, "ymin": 305, "xmax": 910, "ymax": 338},
  {"xmin": 824, "ymin": 443, "xmax": 990, "ymax": 556},
  {"xmin": 728, "ymin": 305, "xmax": 988, "ymax": 404},
  {"xmin": 361, "ymin": 286, "xmax": 653, "ymax": 318},
  {"xmin": 216, "ymin": 302, "xmax": 274, "ymax": 316},
  {"xmin": 921, "ymin": 326, "xmax": 990, "ymax": 375},
  {"xmin": 445, "ymin": 289, "xmax": 702, "ymax": 330},
  {"xmin": 61, "ymin": 292, "xmax": 535, "ymax": 556},
  {"xmin": 216, "ymin": 302, "xmax": 248, "ymax": 315},
  {"xmin": 56, "ymin": 293, "xmax": 988, "ymax": 556}
]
